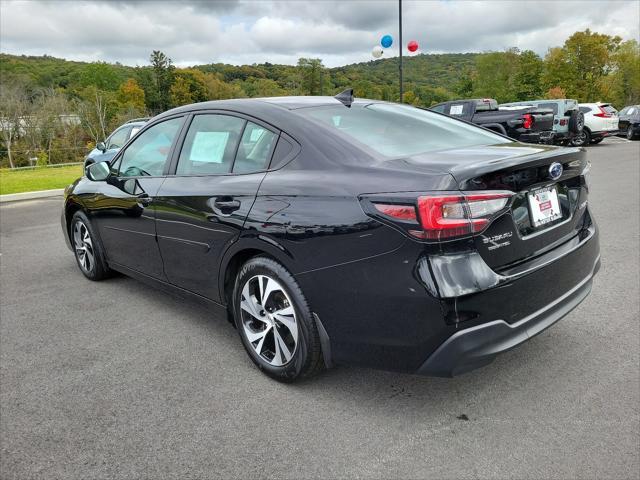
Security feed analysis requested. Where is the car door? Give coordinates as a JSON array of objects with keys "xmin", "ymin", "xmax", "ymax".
[
  {"xmin": 154, "ymin": 112, "xmax": 278, "ymax": 301},
  {"xmin": 86, "ymin": 116, "xmax": 185, "ymax": 278}
]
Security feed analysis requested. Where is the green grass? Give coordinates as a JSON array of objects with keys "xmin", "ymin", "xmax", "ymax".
[{"xmin": 0, "ymin": 165, "xmax": 83, "ymax": 195}]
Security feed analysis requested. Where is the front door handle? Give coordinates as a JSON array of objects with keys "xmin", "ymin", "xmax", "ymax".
[{"xmin": 137, "ymin": 193, "xmax": 152, "ymax": 206}]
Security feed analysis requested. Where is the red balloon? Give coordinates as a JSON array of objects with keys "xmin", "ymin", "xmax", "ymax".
[{"xmin": 407, "ymin": 40, "xmax": 419, "ymax": 52}]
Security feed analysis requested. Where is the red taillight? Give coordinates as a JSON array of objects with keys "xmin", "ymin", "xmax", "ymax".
[
  {"xmin": 415, "ymin": 192, "xmax": 513, "ymax": 240},
  {"xmin": 559, "ymin": 119, "xmax": 568, "ymax": 126},
  {"xmin": 522, "ymin": 113, "xmax": 533, "ymax": 129},
  {"xmin": 370, "ymin": 191, "xmax": 513, "ymax": 241},
  {"xmin": 373, "ymin": 203, "xmax": 417, "ymax": 221},
  {"xmin": 594, "ymin": 106, "xmax": 612, "ymax": 118}
]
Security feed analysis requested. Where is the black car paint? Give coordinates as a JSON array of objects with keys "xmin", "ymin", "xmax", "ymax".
[
  {"xmin": 62, "ymin": 97, "xmax": 600, "ymax": 376},
  {"xmin": 618, "ymin": 105, "xmax": 640, "ymax": 139}
]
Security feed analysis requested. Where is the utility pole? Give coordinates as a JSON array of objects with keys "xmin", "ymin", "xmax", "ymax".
[{"xmin": 398, "ymin": 0, "xmax": 403, "ymax": 103}]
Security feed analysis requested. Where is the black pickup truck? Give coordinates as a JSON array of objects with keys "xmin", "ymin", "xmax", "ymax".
[{"xmin": 430, "ymin": 98, "xmax": 555, "ymax": 144}]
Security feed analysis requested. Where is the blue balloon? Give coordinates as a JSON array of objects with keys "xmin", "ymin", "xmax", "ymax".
[{"xmin": 381, "ymin": 35, "xmax": 393, "ymax": 48}]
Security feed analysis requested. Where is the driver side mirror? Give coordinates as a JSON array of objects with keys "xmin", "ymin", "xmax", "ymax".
[
  {"xmin": 96, "ymin": 141, "xmax": 107, "ymax": 153},
  {"xmin": 86, "ymin": 161, "xmax": 111, "ymax": 181}
]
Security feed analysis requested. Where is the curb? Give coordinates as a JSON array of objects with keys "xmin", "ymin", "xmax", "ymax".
[{"xmin": 0, "ymin": 189, "xmax": 65, "ymax": 203}]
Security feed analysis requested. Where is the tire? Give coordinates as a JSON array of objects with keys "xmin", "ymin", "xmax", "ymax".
[
  {"xmin": 568, "ymin": 110, "xmax": 584, "ymax": 134},
  {"xmin": 70, "ymin": 211, "xmax": 111, "ymax": 281},
  {"xmin": 627, "ymin": 127, "xmax": 636, "ymax": 140},
  {"xmin": 571, "ymin": 128, "xmax": 590, "ymax": 147},
  {"xmin": 233, "ymin": 256, "xmax": 324, "ymax": 382},
  {"xmin": 590, "ymin": 138, "xmax": 604, "ymax": 144}
]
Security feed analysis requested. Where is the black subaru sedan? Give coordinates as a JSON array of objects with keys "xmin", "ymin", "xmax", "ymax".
[{"xmin": 61, "ymin": 94, "xmax": 600, "ymax": 382}]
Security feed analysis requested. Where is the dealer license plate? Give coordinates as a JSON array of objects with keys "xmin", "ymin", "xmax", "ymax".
[{"xmin": 528, "ymin": 185, "xmax": 562, "ymax": 227}]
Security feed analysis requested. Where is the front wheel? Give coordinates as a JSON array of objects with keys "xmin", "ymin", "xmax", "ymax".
[
  {"xmin": 233, "ymin": 257, "xmax": 324, "ymax": 382},
  {"xmin": 70, "ymin": 211, "xmax": 111, "ymax": 281},
  {"xmin": 627, "ymin": 128, "xmax": 636, "ymax": 140}
]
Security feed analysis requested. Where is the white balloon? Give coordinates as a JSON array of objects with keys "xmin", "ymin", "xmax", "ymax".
[{"xmin": 372, "ymin": 46, "xmax": 384, "ymax": 58}]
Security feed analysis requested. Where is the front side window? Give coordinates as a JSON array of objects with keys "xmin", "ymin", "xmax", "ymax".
[
  {"xmin": 107, "ymin": 127, "xmax": 131, "ymax": 150},
  {"xmin": 118, "ymin": 117, "xmax": 183, "ymax": 177},
  {"xmin": 177, "ymin": 114, "xmax": 245, "ymax": 175},
  {"xmin": 300, "ymin": 103, "xmax": 511, "ymax": 158}
]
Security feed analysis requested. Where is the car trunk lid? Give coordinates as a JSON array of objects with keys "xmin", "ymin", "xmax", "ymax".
[{"xmin": 384, "ymin": 142, "xmax": 591, "ymax": 270}]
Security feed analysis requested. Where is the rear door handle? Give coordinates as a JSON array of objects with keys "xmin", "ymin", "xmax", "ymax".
[{"xmin": 214, "ymin": 198, "xmax": 241, "ymax": 212}]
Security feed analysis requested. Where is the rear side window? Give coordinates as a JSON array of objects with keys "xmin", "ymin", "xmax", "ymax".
[
  {"xmin": 177, "ymin": 114, "xmax": 245, "ymax": 175},
  {"xmin": 537, "ymin": 103, "xmax": 559, "ymax": 115},
  {"xmin": 579, "ymin": 106, "xmax": 591, "ymax": 113},
  {"xmin": 233, "ymin": 122, "xmax": 277, "ymax": 173},
  {"xmin": 300, "ymin": 103, "xmax": 511, "ymax": 158},
  {"xmin": 430, "ymin": 104, "xmax": 446, "ymax": 113}
]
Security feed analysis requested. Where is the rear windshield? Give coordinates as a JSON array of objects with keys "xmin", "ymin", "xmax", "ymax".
[
  {"xmin": 298, "ymin": 103, "xmax": 511, "ymax": 157},
  {"xmin": 601, "ymin": 104, "xmax": 617, "ymax": 114}
]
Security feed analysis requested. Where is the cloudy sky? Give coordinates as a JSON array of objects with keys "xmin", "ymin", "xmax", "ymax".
[{"xmin": 1, "ymin": 0, "xmax": 639, "ymax": 67}]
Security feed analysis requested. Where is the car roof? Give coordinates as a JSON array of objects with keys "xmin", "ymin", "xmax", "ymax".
[{"xmin": 156, "ymin": 96, "xmax": 384, "ymax": 116}]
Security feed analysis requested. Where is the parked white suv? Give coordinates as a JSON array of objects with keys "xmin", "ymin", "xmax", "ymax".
[{"xmin": 573, "ymin": 103, "xmax": 619, "ymax": 146}]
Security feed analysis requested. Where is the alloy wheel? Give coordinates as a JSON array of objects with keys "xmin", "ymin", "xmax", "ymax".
[
  {"xmin": 73, "ymin": 221, "xmax": 94, "ymax": 273},
  {"xmin": 240, "ymin": 275, "xmax": 298, "ymax": 367}
]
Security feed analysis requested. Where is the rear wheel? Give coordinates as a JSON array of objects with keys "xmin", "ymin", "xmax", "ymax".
[
  {"xmin": 70, "ymin": 211, "xmax": 111, "ymax": 281},
  {"xmin": 233, "ymin": 256, "xmax": 324, "ymax": 382},
  {"xmin": 571, "ymin": 128, "xmax": 590, "ymax": 147}
]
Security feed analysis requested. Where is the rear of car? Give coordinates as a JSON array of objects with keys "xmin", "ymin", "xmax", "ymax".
[
  {"xmin": 294, "ymin": 102, "xmax": 599, "ymax": 375},
  {"xmin": 576, "ymin": 103, "xmax": 619, "ymax": 145},
  {"xmin": 618, "ymin": 105, "xmax": 640, "ymax": 140},
  {"xmin": 500, "ymin": 99, "xmax": 582, "ymax": 145},
  {"xmin": 431, "ymin": 99, "xmax": 555, "ymax": 144}
]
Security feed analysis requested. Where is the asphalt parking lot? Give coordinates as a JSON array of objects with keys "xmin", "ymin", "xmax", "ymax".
[{"xmin": 1, "ymin": 137, "xmax": 639, "ymax": 479}]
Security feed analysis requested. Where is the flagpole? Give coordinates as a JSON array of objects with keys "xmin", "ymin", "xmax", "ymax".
[{"xmin": 399, "ymin": 0, "xmax": 403, "ymax": 103}]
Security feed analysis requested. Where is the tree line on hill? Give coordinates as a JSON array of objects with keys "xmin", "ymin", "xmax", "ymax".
[{"xmin": 0, "ymin": 29, "xmax": 638, "ymax": 168}]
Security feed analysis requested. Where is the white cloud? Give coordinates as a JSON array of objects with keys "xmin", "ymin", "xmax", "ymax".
[{"xmin": 0, "ymin": 0, "xmax": 638, "ymax": 67}]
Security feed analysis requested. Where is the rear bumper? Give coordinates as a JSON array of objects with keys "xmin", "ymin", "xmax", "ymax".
[
  {"xmin": 418, "ymin": 225, "xmax": 600, "ymax": 377},
  {"xmin": 519, "ymin": 130, "xmax": 555, "ymax": 144}
]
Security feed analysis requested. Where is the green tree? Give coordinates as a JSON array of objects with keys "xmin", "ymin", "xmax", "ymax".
[
  {"xmin": 149, "ymin": 50, "xmax": 174, "ymax": 113},
  {"xmin": 513, "ymin": 50, "xmax": 544, "ymax": 100},
  {"xmin": 78, "ymin": 62, "xmax": 123, "ymax": 91},
  {"xmin": 297, "ymin": 58, "xmax": 324, "ymax": 95},
  {"xmin": 472, "ymin": 49, "xmax": 520, "ymax": 102},
  {"xmin": 170, "ymin": 76, "xmax": 194, "ymax": 107},
  {"xmin": 543, "ymin": 29, "xmax": 622, "ymax": 101},
  {"xmin": 609, "ymin": 40, "xmax": 640, "ymax": 107},
  {"xmin": 117, "ymin": 78, "xmax": 146, "ymax": 111}
]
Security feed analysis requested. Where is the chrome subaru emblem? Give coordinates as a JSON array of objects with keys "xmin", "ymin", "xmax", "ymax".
[{"xmin": 549, "ymin": 162, "xmax": 563, "ymax": 180}]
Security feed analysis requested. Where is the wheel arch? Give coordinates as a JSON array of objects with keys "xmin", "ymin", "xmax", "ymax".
[{"xmin": 218, "ymin": 236, "xmax": 297, "ymax": 310}]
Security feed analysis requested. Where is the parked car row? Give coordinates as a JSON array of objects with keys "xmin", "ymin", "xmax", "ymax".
[{"xmin": 431, "ymin": 98, "xmax": 640, "ymax": 147}]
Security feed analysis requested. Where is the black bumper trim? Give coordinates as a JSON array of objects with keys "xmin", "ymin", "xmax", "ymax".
[{"xmin": 417, "ymin": 255, "xmax": 600, "ymax": 377}]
